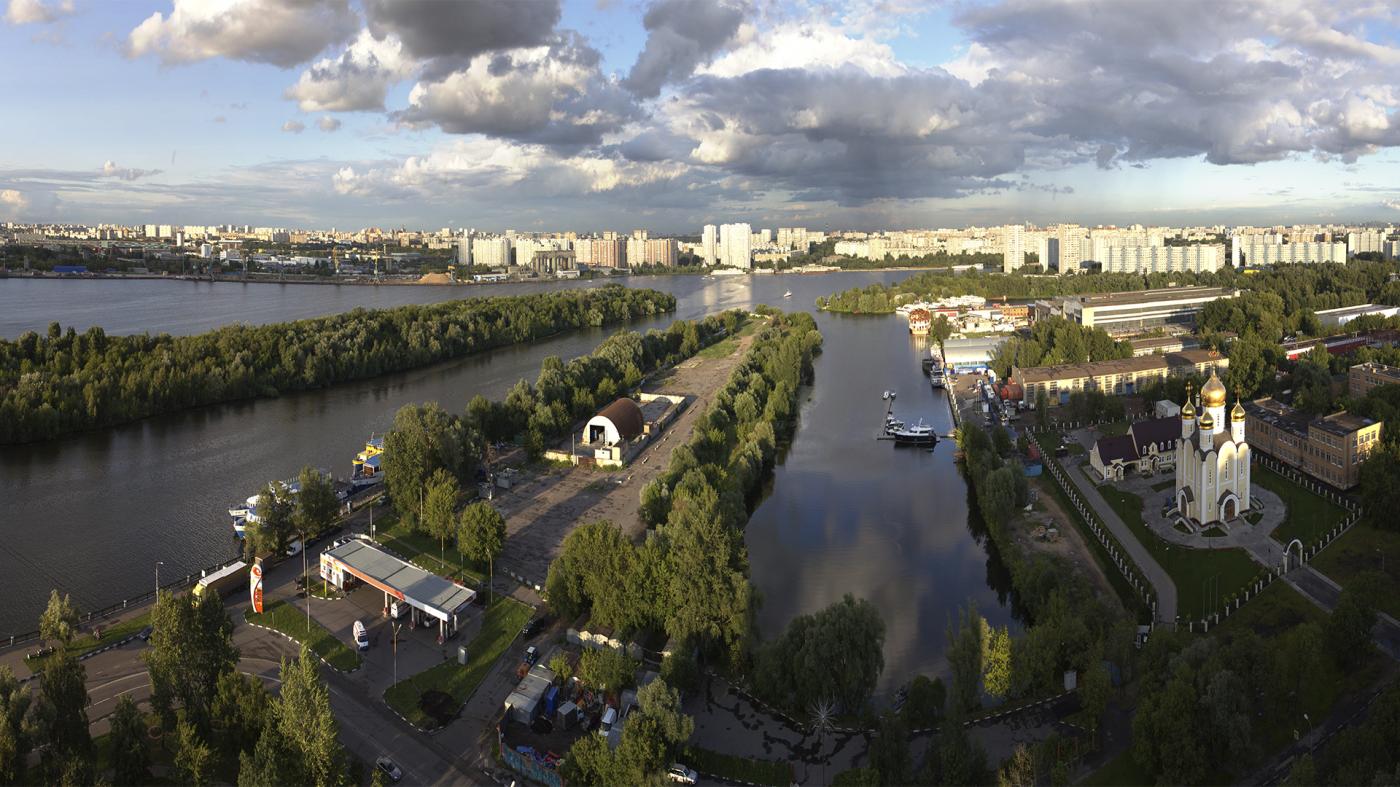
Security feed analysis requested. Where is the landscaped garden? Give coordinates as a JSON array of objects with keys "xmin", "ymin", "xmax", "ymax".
[
  {"xmin": 1312, "ymin": 524, "xmax": 1400, "ymax": 619},
  {"xmin": 1254, "ymin": 465, "xmax": 1348, "ymax": 547}
]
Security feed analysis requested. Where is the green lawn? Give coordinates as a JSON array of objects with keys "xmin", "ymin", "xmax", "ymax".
[
  {"xmin": 376, "ymin": 520, "xmax": 487, "ymax": 585},
  {"xmin": 245, "ymin": 599, "xmax": 361, "ymax": 672},
  {"xmin": 26, "ymin": 611, "xmax": 152, "ymax": 668},
  {"xmin": 1096, "ymin": 421, "xmax": 1130, "ymax": 438},
  {"xmin": 681, "ymin": 746, "xmax": 793, "ymax": 787},
  {"xmin": 1255, "ymin": 466, "xmax": 1348, "ymax": 547},
  {"xmin": 1312, "ymin": 524, "xmax": 1400, "ymax": 619},
  {"xmin": 384, "ymin": 596, "xmax": 533, "ymax": 729},
  {"xmin": 1079, "ymin": 749, "xmax": 1152, "ymax": 787},
  {"xmin": 1095, "ymin": 485, "xmax": 1261, "ymax": 621},
  {"xmin": 694, "ymin": 317, "xmax": 758, "ymax": 360}
]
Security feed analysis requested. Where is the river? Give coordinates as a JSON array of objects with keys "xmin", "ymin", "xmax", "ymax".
[{"xmin": 0, "ymin": 272, "xmax": 1017, "ymax": 688}]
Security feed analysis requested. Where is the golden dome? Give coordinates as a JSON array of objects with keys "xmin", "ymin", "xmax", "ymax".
[
  {"xmin": 1181, "ymin": 400, "xmax": 1196, "ymax": 419},
  {"xmin": 1201, "ymin": 372, "xmax": 1227, "ymax": 408},
  {"xmin": 1200, "ymin": 409, "xmax": 1215, "ymax": 429},
  {"xmin": 1232, "ymin": 400, "xmax": 1247, "ymax": 422}
]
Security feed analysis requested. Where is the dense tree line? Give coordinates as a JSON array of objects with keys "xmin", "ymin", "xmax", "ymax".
[
  {"xmin": 991, "ymin": 316, "xmax": 1132, "ymax": 379},
  {"xmin": 544, "ymin": 310, "xmax": 822, "ymax": 668},
  {"xmin": 1134, "ymin": 573, "xmax": 1384, "ymax": 785},
  {"xmin": 0, "ymin": 285, "xmax": 675, "ymax": 444},
  {"xmin": 1288, "ymin": 672, "xmax": 1400, "ymax": 785}
]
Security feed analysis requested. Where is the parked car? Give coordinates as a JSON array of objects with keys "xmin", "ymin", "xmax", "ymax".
[
  {"xmin": 667, "ymin": 764, "xmax": 698, "ymax": 784},
  {"xmin": 353, "ymin": 621, "xmax": 369, "ymax": 652},
  {"xmin": 598, "ymin": 707, "xmax": 617, "ymax": 737},
  {"xmin": 375, "ymin": 756, "xmax": 403, "ymax": 782},
  {"xmin": 524, "ymin": 645, "xmax": 539, "ymax": 666},
  {"xmin": 521, "ymin": 614, "xmax": 552, "ymax": 637}
]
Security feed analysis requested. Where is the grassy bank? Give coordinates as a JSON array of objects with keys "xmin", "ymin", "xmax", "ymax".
[
  {"xmin": 1254, "ymin": 465, "xmax": 1348, "ymax": 547},
  {"xmin": 681, "ymin": 746, "xmax": 792, "ymax": 787},
  {"xmin": 25, "ymin": 610, "xmax": 153, "ymax": 668},
  {"xmin": 1312, "ymin": 524, "xmax": 1400, "ymax": 619},
  {"xmin": 245, "ymin": 600, "xmax": 360, "ymax": 671},
  {"xmin": 375, "ymin": 517, "xmax": 487, "ymax": 585},
  {"xmin": 1095, "ymin": 485, "xmax": 1259, "ymax": 620},
  {"xmin": 384, "ymin": 596, "xmax": 532, "ymax": 729}
]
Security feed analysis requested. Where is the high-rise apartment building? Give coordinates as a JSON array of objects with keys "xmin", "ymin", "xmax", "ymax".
[
  {"xmin": 457, "ymin": 236, "xmax": 472, "ymax": 270},
  {"xmin": 1232, "ymin": 238, "xmax": 1346, "ymax": 266},
  {"xmin": 1104, "ymin": 244, "xmax": 1224, "ymax": 274},
  {"xmin": 1002, "ymin": 224, "xmax": 1025, "ymax": 273},
  {"xmin": 1348, "ymin": 230, "xmax": 1387, "ymax": 258},
  {"xmin": 777, "ymin": 227, "xmax": 809, "ymax": 250},
  {"xmin": 473, "ymin": 236, "xmax": 511, "ymax": 268},
  {"xmin": 719, "ymin": 223, "xmax": 752, "ymax": 268},
  {"xmin": 1056, "ymin": 224, "xmax": 1086, "ymax": 273},
  {"xmin": 701, "ymin": 224, "xmax": 717, "ymax": 266}
]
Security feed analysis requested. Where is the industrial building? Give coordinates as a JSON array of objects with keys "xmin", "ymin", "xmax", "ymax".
[
  {"xmin": 1314, "ymin": 303, "xmax": 1400, "ymax": 328},
  {"xmin": 941, "ymin": 336, "xmax": 1007, "ymax": 373},
  {"xmin": 1243, "ymin": 399, "xmax": 1383, "ymax": 490},
  {"xmin": 1057, "ymin": 287, "xmax": 1239, "ymax": 336},
  {"xmin": 1013, "ymin": 349, "xmax": 1228, "ymax": 407}
]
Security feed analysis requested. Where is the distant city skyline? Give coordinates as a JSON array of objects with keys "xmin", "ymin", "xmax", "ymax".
[{"xmin": 4, "ymin": 0, "xmax": 1400, "ymax": 231}]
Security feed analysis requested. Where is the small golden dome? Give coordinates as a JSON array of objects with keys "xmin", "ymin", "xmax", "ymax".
[
  {"xmin": 1181, "ymin": 400, "xmax": 1196, "ymax": 419},
  {"xmin": 1200, "ymin": 409, "xmax": 1215, "ymax": 428},
  {"xmin": 1232, "ymin": 400, "xmax": 1247, "ymax": 422},
  {"xmin": 1201, "ymin": 372, "xmax": 1227, "ymax": 408}
]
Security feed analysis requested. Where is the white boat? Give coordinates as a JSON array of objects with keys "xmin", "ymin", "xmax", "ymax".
[
  {"xmin": 891, "ymin": 420, "xmax": 937, "ymax": 446},
  {"xmin": 783, "ymin": 290, "xmax": 793, "ymax": 298},
  {"xmin": 930, "ymin": 368, "xmax": 946, "ymax": 389}
]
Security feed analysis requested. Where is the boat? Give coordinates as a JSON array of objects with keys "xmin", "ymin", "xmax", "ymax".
[
  {"xmin": 230, "ymin": 470, "xmax": 333, "ymax": 537},
  {"xmin": 783, "ymin": 290, "xmax": 793, "ymax": 298},
  {"xmin": 930, "ymin": 367, "xmax": 946, "ymax": 389},
  {"xmin": 907, "ymin": 308, "xmax": 931, "ymax": 335},
  {"xmin": 891, "ymin": 420, "xmax": 937, "ymax": 446},
  {"xmin": 352, "ymin": 435, "xmax": 385, "ymax": 489},
  {"xmin": 884, "ymin": 415, "xmax": 906, "ymax": 434}
]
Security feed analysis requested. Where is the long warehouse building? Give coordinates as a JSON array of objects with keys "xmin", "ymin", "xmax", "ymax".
[{"xmin": 1057, "ymin": 287, "xmax": 1239, "ymax": 335}]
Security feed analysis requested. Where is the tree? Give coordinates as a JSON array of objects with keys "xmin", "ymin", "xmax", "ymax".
[
  {"xmin": 382, "ymin": 402, "xmax": 479, "ymax": 529},
  {"xmin": 1080, "ymin": 662, "xmax": 1111, "ymax": 734},
  {"xmin": 1360, "ymin": 445, "xmax": 1400, "ymax": 531},
  {"xmin": 1035, "ymin": 387, "xmax": 1049, "ymax": 428},
  {"xmin": 174, "ymin": 718, "xmax": 213, "ymax": 786},
  {"xmin": 998, "ymin": 744, "xmax": 1035, "ymax": 787},
  {"xmin": 562, "ymin": 679, "xmax": 692, "ymax": 786},
  {"xmin": 422, "ymin": 468, "xmax": 460, "ymax": 566},
  {"xmin": 458, "ymin": 501, "xmax": 506, "ymax": 603},
  {"xmin": 35, "ymin": 647, "xmax": 90, "ymax": 776},
  {"xmin": 274, "ymin": 645, "xmax": 346, "ymax": 787},
  {"xmin": 211, "ymin": 670, "xmax": 270, "ymax": 764},
  {"xmin": 39, "ymin": 590, "xmax": 78, "ymax": 647},
  {"xmin": 868, "ymin": 712, "xmax": 911, "ymax": 785},
  {"xmin": 752, "ymin": 594, "xmax": 886, "ymax": 714},
  {"xmin": 246, "ymin": 483, "xmax": 294, "ymax": 559},
  {"xmin": 946, "ymin": 603, "xmax": 984, "ymax": 716},
  {"xmin": 1225, "ymin": 336, "xmax": 1274, "ymax": 398},
  {"xmin": 1325, "ymin": 575, "xmax": 1380, "ymax": 670},
  {"xmin": 902, "ymin": 675, "xmax": 945, "ymax": 728},
  {"xmin": 981, "ymin": 619, "xmax": 1013, "ymax": 700},
  {"xmin": 1132, "ymin": 672, "xmax": 1204, "ymax": 784},
  {"xmin": 296, "ymin": 465, "xmax": 339, "ymax": 539},
  {"xmin": 144, "ymin": 590, "xmax": 238, "ymax": 734},
  {"xmin": 109, "ymin": 695, "xmax": 151, "ymax": 786},
  {"xmin": 937, "ymin": 722, "xmax": 989, "ymax": 786},
  {"xmin": 0, "ymin": 667, "xmax": 31, "ymax": 785},
  {"xmin": 577, "ymin": 648, "xmax": 637, "ymax": 694}
]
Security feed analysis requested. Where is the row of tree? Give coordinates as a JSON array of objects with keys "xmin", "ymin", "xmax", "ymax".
[
  {"xmin": 545, "ymin": 310, "xmax": 822, "ymax": 672},
  {"xmin": 20, "ymin": 588, "xmax": 350, "ymax": 785},
  {"xmin": 0, "ymin": 285, "xmax": 676, "ymax": 444},
  {"xmin": 991, "ymin": 316, "xmax": 1133, "ymax": 379}
]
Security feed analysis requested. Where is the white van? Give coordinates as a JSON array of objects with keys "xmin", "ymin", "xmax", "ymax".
[
  {"xmin": 598, "ymin": 707, "xmax": 617, "ymax": 737},
  {"xmin": 353, "ymin": 620, "xmax": 369, "ymax": 651}
]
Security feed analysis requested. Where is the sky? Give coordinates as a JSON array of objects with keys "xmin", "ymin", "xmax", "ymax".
[{"xmin": 4, "ymin": 0, "xmax": 1400, "ymax": 233}]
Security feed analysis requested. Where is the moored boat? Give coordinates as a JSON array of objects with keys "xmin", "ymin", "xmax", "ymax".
[{"xmin": 891, "ymin": 420, "xmax": 937, "ymax": 446}]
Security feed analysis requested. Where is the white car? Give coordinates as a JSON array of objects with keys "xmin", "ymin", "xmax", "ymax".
[
  {"xmin": 353, "ymin": 620, "xmax": 369, "ymax": 652},
  {"xmin": 667, "ymin": 764, "xmax": 698, "ymax": 784},
  {"xmin": 375, "ymin": 756, "xmax": 403, "ymax": 782}
]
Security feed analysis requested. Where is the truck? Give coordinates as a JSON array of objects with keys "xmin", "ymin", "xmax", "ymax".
[{"xmin": 192, "ymin": 561, "xmax": 249, "ymax": 599}]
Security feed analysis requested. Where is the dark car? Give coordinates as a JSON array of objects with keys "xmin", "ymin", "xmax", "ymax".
[
  {"xmin": 521, "ymin": 615, "xmax": 552, "ymax": 637},
  {"xmin": 375, "ymin": 757, "xmax": 403, "ymax": 782}
]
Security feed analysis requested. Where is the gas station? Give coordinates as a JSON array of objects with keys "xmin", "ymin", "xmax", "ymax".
[{"xmin": 319, "ymin": 537, "xmax": 477, "ymax": 643}]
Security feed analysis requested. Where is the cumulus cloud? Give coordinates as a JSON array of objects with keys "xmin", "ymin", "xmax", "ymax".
[
  {"xmin": 363, "ymin": 0, "xmax": 560, "ymax": 63},
  {"xmin": 5, "ymin": 0, "xmax": 72, "ymax": 25},
  {"xmin": 281, "ymin": 120, "xmax": 305, "ymax": 134},
  {"xmin": 624, "ymin": 0, "xmax": 747, "ymax": 98},
  {"xmin": 127, "ymin": 0, "xmax": 358, "ymax": 67},
  {"xmin": 0, "ymin": 188, "xmax": 28, "ymax": 217},
  {"xmin": 318, "ymin": 116, "xmax": 341, "ymax": 132},
  {"xmin": 100, "ymin": 160, "xmax": 161, "ymax": 181},
  {"xmin": 285, "ymin": 29, "xmax": 416, "ymax": 112},
  {"xmin": 397, "ymin": 34, "xmax": 639, "ymax": 147}
]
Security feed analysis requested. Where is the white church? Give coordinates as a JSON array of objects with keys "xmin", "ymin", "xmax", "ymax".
[{"xmin": 1175, "ymin": 372, "xmax": 1251, "ymax": 526}]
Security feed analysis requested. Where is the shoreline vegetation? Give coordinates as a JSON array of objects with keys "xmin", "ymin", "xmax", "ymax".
[{"xmin": 0, "ymin": 285, "xmax": 675, "ymax": 445}]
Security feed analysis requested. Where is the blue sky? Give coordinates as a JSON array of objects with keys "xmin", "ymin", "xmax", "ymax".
[{"xmin": 3, "ymin": 0, "xmax": 1400, "ymax": 232}]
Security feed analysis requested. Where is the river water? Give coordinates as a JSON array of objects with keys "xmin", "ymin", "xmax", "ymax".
[{"xmin": 0, "ymin": 273, "xmax": 1016, "ymax": 687}]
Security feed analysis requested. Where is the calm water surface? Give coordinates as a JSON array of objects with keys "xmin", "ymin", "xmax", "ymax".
[{"xmin": 0, "ymin": 272, "xmax": 1018, "ymax": 687}]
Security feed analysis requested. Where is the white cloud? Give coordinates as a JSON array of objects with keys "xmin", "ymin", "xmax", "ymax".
[
  {"xmin": 698, "ymin": 22, "xmax": 905, "ymax": 78},
  {"xmin": 285, "ymin": 29, "xmax": 416, "ymax": 112},
  {"xmin": 126, "ymin": 0, "xmax": 357, "ymax": 67},
  {"xmin": 281, "ymin": 120, "xmax": 305, "ymax": 134},
  {"xmin": 100, "ymin": 160, "xmax": 161, "ymax": 181},
  {"xmin": 5, "ymin": 0, "xmax": 72, "ymax": 25},
  {"xmin": 0, "ymin": 188, "xmax": 28, "ymax": 217},
  {"xmin": 317, "ymin": 116, "xmax": 342, "ymax": 132}
]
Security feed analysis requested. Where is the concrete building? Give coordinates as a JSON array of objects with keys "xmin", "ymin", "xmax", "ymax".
[
  {"xmin": 1350, "ymin": 362, "xmax": 1400, "ymax": 398},
  {"xmin": 1128, "ymin": 335, "xmax": 1201, "ymax": 357},
  {"xmin": 777, "ymin": 227, "xmax": 809, "ymax": 250},
  {"xmin": 942, "ymin": 336, "xmax": 1007, "ymax": 373},
  {"xmin": 1013, "ymin": 349, "xmax": 1228, "ymax": 408},
  {"xmin": 719, "ymin": 223, "xmax": 751, "ymax": 268},
  {"xmin": 1056, "ymin": 224, "xmax": 1086, "ymax": 273},
  {"xmin": 1002, "ymin": 224, "xmax": 1025, "ymax": 273},
  {"xmin": 1314, "ymin": 303, "xmax": 1400, "ymax": 328},
  {"xmin": 529, "ymin": 249, "xmax": 575, "ymax": 275},
  {"xmin": 1244, "ymin": 398, "xmax": 1383, "ymax": 490},
  {"xmin": 1103, "ymin": 244, "xmax": 1225, "ymax": 274},
  {"xmin": 456, "ymin": 236, "xmax": 472, "ymax": 271},
  {"xmin": 1060, "ymin": 287, "xmax": 1239, "ymax": 335},
  {"xmin": 1348, "ymin": 230, "xmax": 1387, "ymax": 258},
  {"xmin": 701, "ymin": 224, "xmax": 717, "ymax": 266},
  {"xmin": 1232, "ymin": 238, "xmax": 1347, "ymax": 266},
  {"xmin": 473, "ymin": 236, "xmax": 511, "ymax": 268}
]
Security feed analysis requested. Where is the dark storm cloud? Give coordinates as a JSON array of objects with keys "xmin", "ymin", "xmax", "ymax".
[
  {"xmin": 623, "ymin": 0, "xmax": 748, "ymax": 98},
  {"xmin": 363, "ymin": 0, "xmax": 561, "ymax": 62}
]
